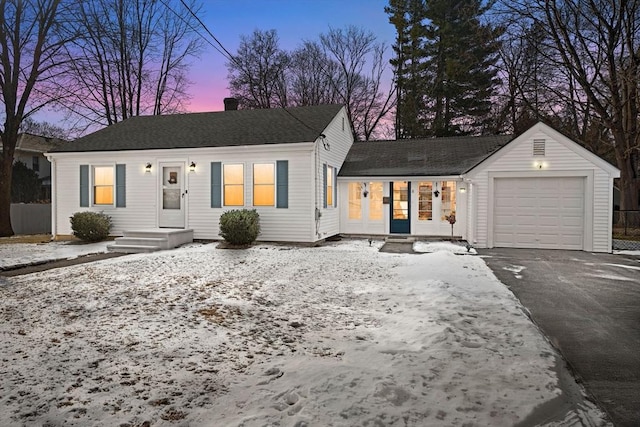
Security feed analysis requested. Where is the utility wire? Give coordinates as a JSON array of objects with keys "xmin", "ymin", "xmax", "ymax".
[
  {"xmin": 161, "ymin": 0, "xmax": 329, "ymax": 136},
  {"xmin": 156, "ymin": 0, "xmax": 236, "ymax": 64},
  {"xmin": 177, "ymin": 0, "xmax": 240, "ymax": 67}
]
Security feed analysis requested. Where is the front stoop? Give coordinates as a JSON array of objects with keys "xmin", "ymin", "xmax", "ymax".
[{"xmin": 107, "ymin": 229, "xmax": 194, "ymax": 254}]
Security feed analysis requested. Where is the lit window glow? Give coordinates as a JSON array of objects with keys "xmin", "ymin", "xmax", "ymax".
[
  {"xmin": 418, "ymin": 182, "xmax": 433, "ymax": 220},
  {"xmin": 441, "ymin": 181, "xmax": 456, "ymax": 219},
  {"xmin": 368, "ymin": 182, "xmax": 383, "ymax": 220},
  {"xmin": 348, "ymin": 182, "xmax": 361, "ymax": 219},
  {"xmin": 93, "ymin": 166, "xmax": 114, "ymax": 205},
  {"xmin": 253, "ymin": 163, "xmax": 275, "ymax": 206},
  {"xmin": 224, "ymin": 164, "xmax": 244, "ymax": 206}
]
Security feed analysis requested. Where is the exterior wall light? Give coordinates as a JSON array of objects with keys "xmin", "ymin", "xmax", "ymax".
[
  {"xmin": 459, "ymin": 186, "xmax": 467, "ymax": 193},
  {"xmin": 533, "ymin": 160, "xmax": 546, "ymax": 169},
  {"xmin": 190, "ymin": 161, "xmax": 196, "ymax": 172},
  {"xmin": 145, "ymin": 162, "xmax": 152, "ymax": 173}
]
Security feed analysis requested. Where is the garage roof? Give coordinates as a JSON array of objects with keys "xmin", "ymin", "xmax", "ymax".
[{"xmin": 339, "ymin": 134, "xmax": 513, "ymax": 177}]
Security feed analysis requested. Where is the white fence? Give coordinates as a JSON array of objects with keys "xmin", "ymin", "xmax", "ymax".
[{"xmin": 10, "ymin": 204, "xmax": 51, "ymax": 235}]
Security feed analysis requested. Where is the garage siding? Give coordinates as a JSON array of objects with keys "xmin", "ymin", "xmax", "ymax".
[{"xmin": 467, "ymin": 125, "xmax": 617, "ymax": 253}]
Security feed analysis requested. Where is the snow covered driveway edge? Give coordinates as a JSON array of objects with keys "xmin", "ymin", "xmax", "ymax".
[{"xmin": 0, "ymin": 241, "xmax": 609, "ymax": 426}]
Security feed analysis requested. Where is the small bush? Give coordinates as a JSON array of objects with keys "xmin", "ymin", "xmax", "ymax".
[
  {"xmin": 219, "ymin": 209, "xmax": 260, "ymax": 246},
  {"xmin": 70, "ymin": 211, "xmax": 112, "ymax": 242}
]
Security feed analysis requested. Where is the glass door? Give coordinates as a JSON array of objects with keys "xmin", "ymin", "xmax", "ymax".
[{"xmin": 390, "ymin": 181, "xmax": 410, "ymax": 233}]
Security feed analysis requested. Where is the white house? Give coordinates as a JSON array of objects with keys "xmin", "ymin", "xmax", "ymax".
[
  {"xmin": 47, "ymin": 104, "xmax": 353, "ymax": 249},
  {"xmin": 48, "ymin": 107, "xmax": 619, "ymax": 253},
  {"xmin": 338, "ymin": 122, "xmax": 620, "ymax": 253}
]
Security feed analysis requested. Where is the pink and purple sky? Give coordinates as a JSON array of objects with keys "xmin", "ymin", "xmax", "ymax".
[
  {"xmin": 32, "ymin": 1, "xmax": 395, "ymax": 129},
  {"xmin": 189, "ymin": 0, "xmax": 394, "ymax": 112}
]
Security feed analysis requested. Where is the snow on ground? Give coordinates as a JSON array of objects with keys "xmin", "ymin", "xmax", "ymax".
[
  {"xmin": 0, "ymin": 240, "xmax": 109, "ymax": 269},
  {"xmin": 0, "ymin": 240, "xmax": 609, "ymax": 426},
  {"xmin": 413, "ymin": 240, "xmax": 477, "ymax": 255},
  {"xmin": 613, "ymin": 250, "xmax": 640, "ymax": 256}
]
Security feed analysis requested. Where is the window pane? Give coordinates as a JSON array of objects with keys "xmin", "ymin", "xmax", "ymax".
[
  {"xmin": 392, "ymin": 181, "xmax": 408, "ymax": 219},
  {"xmin": 254, "ymin": 185, "xmax": 275, "ymax": 206},
  {"xmin": 93, "ymin": 166, "xmax": 114, "ymax": 205},
  {"xmin": 441, "ymin": 181, "xmax": 456, "ymax": 219},
  {"xmin": 368, "ymin": 182, "xmax": 383, "ymax": 220},
  {"xmin": 326, "ymin": 166, "xmax": 334, "ymax": 206},
  {"xmin": 348, "ymin": 183, "xmax": 361, "ymax": 219},
  {"xmin": 224, "ymin": 164, "xmax": 244, "ymax": 206},
  {"xmin": 418, "ymin": 182, "xmax": 433, "ymax": 221},
  {"xmin": 225, "ymin": 185, "xmax": 244, "ymax": 206},
  {"xmin": 94, "ymin": 166, "xmax": 113, "ymax": 186},
  {"xmin": 94, "ymin": 186, "xmax": 113, "ymax": 205},
  {"xmin": 253, "ymin": 163, "xmax": 275, "ymax": 206},
  {"xmin": 253, "ymin": 163, "xmax": 274, "ymax": 185},
  {"xmin": 224, "ymin": 164, "xmax": 244, "ymax": 185}
]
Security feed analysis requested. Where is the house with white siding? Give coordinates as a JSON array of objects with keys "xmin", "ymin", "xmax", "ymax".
[
  {"xmin": 47, "ymin": 106, "xmax": 619, "ymax": 253},
  {"xmin": 47, "ymin": 104, "xmax": 352, "ymax": 251},
  {"xmin": 338, "ymin": 122, "xmax": 620, "ymax": 253}
]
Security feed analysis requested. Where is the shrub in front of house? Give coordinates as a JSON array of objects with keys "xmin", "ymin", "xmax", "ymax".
[
  {"xmin": 70, "ymin": 211, "xmax": 112, "ymax": 242},
  {"xmin": 219, "ymin": 209, "xmax": 261, "ymax": 246}
]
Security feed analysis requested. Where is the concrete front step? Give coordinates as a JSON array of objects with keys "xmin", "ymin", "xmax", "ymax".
[
  {"xmin": 107, "ymin": 228, "xmax": 194, "ymax": 253},
  {"xmin": 107, "ymin": 244, "xmax": 163, "ymax": 254},
  {"xmin": 385, "ymin": 236, "xmax": 416, "ymax": 243},
  {"xmin": 113, "ymin": 236, "xmax": 169, "ymax": 248}
]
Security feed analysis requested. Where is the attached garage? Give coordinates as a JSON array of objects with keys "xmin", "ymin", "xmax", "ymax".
[
  {"xmin": 493, "ymin": 177, "xmax": 585, "ymax": 250},
  {"xmin": 338, "ymin": 121, "xmax": 619, "ymax": 253},
  {"xmin": 467, "ymin": 122, "xmax": 620, "ymax": 253}
]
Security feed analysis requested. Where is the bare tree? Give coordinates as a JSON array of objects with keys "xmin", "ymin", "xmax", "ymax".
[
  {"xmin": 320, "ymin": 26, "xmax": 395, "ymax": 141},
  {"xmin": 501, "ymin": 0, "xmax": 640, "ymax": 210},
  {"xmin": 227, "ymin": 27, "xmax": 395, "ymax": 140},
  {"xmin": 20, "ymin": 117, "xmax": 71, "ymax": 140},
  {"xmin": 227, "ymin": 29, "xmax": 290, "ymax": 109},
  {"xmin": 0, "ymin": 0, "xmax": 71, "ymax": 237},
  {"xmin": 287, "ymin": 41, "xmax": 341, "ymax": 106},
  {"xmin": 60, "ymin": 0, "xmax": 203, "ymax": 129}
]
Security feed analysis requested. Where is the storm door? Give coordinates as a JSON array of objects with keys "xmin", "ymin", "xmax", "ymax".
[{"xmin": 158, "ymin": 163, "xmax": 185, "ymax": 228}]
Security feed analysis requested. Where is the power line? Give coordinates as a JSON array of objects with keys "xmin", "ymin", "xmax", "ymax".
[
  {"xmin": 156, "ymin": 0, "xmax": 236, "ymax": 64},
  {"xmin": 177, "ymin": 0, "xmax": 240, "ymax": 67}
]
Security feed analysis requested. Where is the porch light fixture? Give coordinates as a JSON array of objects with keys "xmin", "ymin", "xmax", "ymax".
[
  {"xmin": 362, "ymin": 182, "xmax": 369, "ymax": 198},
  {"xmin": 145, "ymin": 162, "xmax": 152, "ymax": 173},
  {"xmin": 459, "ymin": 186, "xmax": 467, "ymax": 193},
  {"xmin": 433, "ymin": 182, "xmax": 440, "ymax": 198},
  {"xmin": 190, "ymin": 161, "xmax": 196, "ymax": 172}
]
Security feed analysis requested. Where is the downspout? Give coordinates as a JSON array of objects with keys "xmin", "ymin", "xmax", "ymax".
[
  {"xmin": 314, "ymin": 137, "xmax": 321, "ymax": 240},
  {"xmin": 47, "ymin": 154, "xmax": 57, "ymax": 240}
]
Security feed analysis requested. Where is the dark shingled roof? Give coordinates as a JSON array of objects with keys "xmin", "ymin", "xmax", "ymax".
[
  {"xmin": 339, "ymin": 134, "xmax": 514, "ymax": 177},
  {"xmin": 52, "ymin": 104, "xmax": 343, "ymax": 153}
]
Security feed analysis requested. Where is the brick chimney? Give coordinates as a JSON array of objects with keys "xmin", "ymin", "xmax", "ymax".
[{"xmin": 224, "ymin": 97, "xmax": 239, "ymax": 111}]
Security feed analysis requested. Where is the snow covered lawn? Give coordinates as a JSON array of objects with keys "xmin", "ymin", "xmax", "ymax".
[
  {"xmin": 0, "ymin": 240, "xmax": 109, "ymax": 269},
  {"xmin": 0, "ymin": 240, "xmax": 607, "ymax": 426}
]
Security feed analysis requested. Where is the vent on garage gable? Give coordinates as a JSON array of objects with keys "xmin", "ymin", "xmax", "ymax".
[{"xmin": 533, "ymin": 139, "xmax": 545, "ymax": 156}]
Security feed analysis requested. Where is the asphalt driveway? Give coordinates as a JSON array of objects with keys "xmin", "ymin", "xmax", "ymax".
[{"xmin": 479, "ymin": 248, "xmax": 640, "ymax": 427}]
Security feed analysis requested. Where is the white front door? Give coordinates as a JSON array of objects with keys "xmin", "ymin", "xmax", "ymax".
[{"xmin": 158, "ymin": 163, "xmax": 185, "ymax": 228}]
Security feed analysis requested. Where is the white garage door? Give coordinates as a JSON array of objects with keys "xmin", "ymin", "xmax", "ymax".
[{"xmin": 493, "ymin": 177, "xmax": 585, "ymax": 250}]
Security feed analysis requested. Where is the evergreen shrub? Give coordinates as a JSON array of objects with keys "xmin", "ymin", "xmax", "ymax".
[
  {"xmin": 219, "ymin": 209, "xmax": 261, "ymax": 246},
  {"xmin": 70, "ymin": 211, "xmax": 112, "ymax": 242}
]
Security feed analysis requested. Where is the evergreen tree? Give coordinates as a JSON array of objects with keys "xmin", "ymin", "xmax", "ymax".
[
  {"xmin": 386, "ymin": 0, "xmax": 429, "ymax": 138},
  {"xmin": 422, "ymin": 0, "xmax": 503, "ymax": 136}
]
